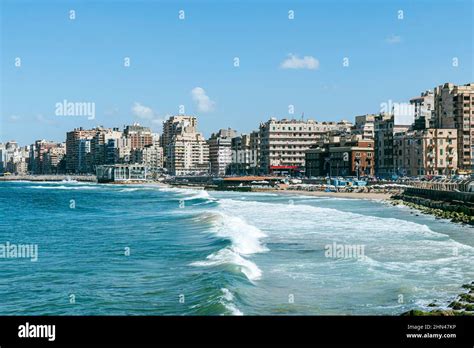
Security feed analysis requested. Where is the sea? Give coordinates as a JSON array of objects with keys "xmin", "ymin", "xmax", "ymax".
[{"xmin": 0, "ymin": 181, "xmax": 473, "ymax": 315}]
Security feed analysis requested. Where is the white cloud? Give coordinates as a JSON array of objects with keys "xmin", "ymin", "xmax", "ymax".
[
  {"xmin": 191, "ymin": 87, "xmax": 215, "ymax": 113},
  {"xmin": 131, "ymin": 102, "xmax": 156, "ymax": 119},
  {"xmin": 386, "ymin": 34, "xmax": 402, "ymax": 44},
  {"xmin": 36, "ymin": 113, "xmax": 57, "ymax": 125},
  {"xmin": 9, "ymin": 114, "xmax": 20, "ymax": 122},
  {"xmin": 280, "ymin": 54, "xmax": 319, "ymax": 70}
]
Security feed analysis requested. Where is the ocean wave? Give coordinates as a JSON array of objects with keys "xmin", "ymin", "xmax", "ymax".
[
  {"xmin": 118, "ymin": 188, "xmax": 139, "ymax": 192},
  {"xmin": 219, "ymin": 288, "xmax": 243, "ymax": 315},
  {"xmin": 182, "ymin": 190, "xmax": 213, "ymax": 201},
  {"xmin": 190, "ymin": 206, "xmax": 268, "ymax": 282},
  {"xmin": 209, "ymin": 211, "xmax": 268, "ymax": 255},
  {"xmin": 217, "ymin": 198, "xmax": 455, "ymax": 241},
  {"xmin": 191, "ymin": 248, "xmax": 262, "ymax": 281},
  {"xmin": 30, "ymin": 185, "xmax": 100, "ymax": 190}
]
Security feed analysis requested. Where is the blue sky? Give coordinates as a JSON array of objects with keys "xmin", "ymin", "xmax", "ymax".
[{"xmin": 1, "ymin": 0, "xmax": 472, "ymax": 145}]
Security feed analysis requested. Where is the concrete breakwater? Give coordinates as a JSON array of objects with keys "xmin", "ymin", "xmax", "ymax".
[
  {"xmin": 391, "ymin": 187, "xmax": 474, "ymax": 225},
  {"xmin": 402, "ymin": 282, "xmax": 474, "ymax": 316}
]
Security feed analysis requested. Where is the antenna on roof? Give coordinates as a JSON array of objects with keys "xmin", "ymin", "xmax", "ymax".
[{"xmin": 301, "ymin": 112, "xmax": 304, "ymax": 121}]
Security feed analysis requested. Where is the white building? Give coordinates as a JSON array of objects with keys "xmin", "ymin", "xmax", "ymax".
[
  {"xmin": 259, "ymin": 118, "xmax": 353, "ymax": 174},
  {"xmin": 208, "ymin": 128, "xmax": 237, "ymax": 175}
]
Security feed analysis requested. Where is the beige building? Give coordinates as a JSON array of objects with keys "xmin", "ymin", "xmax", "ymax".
[
  {"xmin": 92, "ymin": 127, "xmax": 123, "ymax": 167},
  {"xmin": 394, "ymin": 129, "xmax": 457, "ymax": 176},
  {"xmin": 43, "ymin": 144, "xmax": 66, "ymax": 174},
  {"xmin": 259, "ymin": 118, "xmax": 353, "ymax": 174},
  {"xmin": 352, "ymin": 114, "xmax": 376, "ymax": 140},
  {"xmin": 410, "ymin": 90, "xmax": 434, "ymax": 130},
  {"xmin": 434, "ymin": 82, "xmax": 474, "ymax": 174},
  {"xmin": 163, "ymin": 115, "xmax": 209, "ymax": 176},
  {"xmin": 131, "ymin": 144, "xmax": 163, "ymax": 174}
]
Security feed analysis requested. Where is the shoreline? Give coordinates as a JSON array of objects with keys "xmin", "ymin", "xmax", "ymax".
[
  {"xmin": 0, "ymin": 177, "xmax": 396, "ymax": 200},
  {"xmin": 253, "ymin": 188, "xmax": 393, "ymax": 200}
]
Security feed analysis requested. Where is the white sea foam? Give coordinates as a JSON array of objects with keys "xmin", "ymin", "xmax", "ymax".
[
  {"xmin": 30, "ymin": 185, "xmax": 99, "ymax": 190},
  {"xmin": 210, "ymin": 212, "xmax": 268, "ymax": 255},
  {"xmin": 183, "ymin": 190, "xmax": 213, "ymax": 201},
  {"xmin": 190, "ymin": 201, "xmax": 269, "ymax": 282},
  {"xmin": 219, "ymin": 288, "xmax": 243, "ymax": 315},
  {"xmin": 191, "ymin": 248, "xmax": 262, "ymax": 281},
  {"xmin": 118, "ymin": 188, "xmax": 139, "ymax": 192}
]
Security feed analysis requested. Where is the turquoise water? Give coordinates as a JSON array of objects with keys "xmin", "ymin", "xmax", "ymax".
[{"xmin": 0, "ymin": 181, "xmax": 473, "ymax": 315}]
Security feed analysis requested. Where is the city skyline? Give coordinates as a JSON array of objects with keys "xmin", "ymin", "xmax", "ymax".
[
  {"xmin": 1, "ymin": 80, "xmax": 470, "ymax": 147},
  {"xmin": 1, "ymin": 0, "xmax": 472, "ymax": 145}
]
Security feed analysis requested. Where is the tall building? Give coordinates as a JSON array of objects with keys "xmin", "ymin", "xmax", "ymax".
[
  {"xmin": 305, "ymin": 135, "xmax": 375, "ymax": 178},
  {"xmin": 66, "ymin": 128, "xmax": 97, "ymax": 173},
  {"xmin": 43, "ymin": 144, "xmax": 66, "ymax": 174},
  {"xmin": 92, "ymin": 127, "xmax": 122, "ymax": 167},
  {"xmin": 393, "ymin": 129, "xmax": 457, "ymax": 176},
  {"xmin": 0, "ymin": 142, "xmax": 18, "ymax": 173},
  {"xmin": 161, "ymin": 116, "xmax": 198, "ymax": 168},
  {"xmin": 0, "ymin": 142, "xmax": 29, "ymax": 174},
  {"xmin": 352, "ymin": 114, "xmax": 376, "ymax": 140},
  {"xmin": 410, "ymin": 90, "xmax": 434, "ymax": 130},
  {"xmin": 30, "ymin": 140, "xmax": 60, "ymax": 174},
  {"xmin": 123, "ymin": 123, "xmax": 153, "ymax": 150},
  {"xmin": 106, "ymin": 137, "xmax": 131, "ymax": 164},
  {"xmin": 259, "ymin": 118, "xmax": 352, "ymax": 175},
  {"xmin": 374, "ymin": 114, "xmax": 411, "ymax": 178},
  {"xmin": 0, "ymin": 143, "xmax": 5, "ymax": 173},
  {"xmin": 207, "ymin": 128, "xmax": 237, "ymax": 175},
  {"xmin": 434, "ymin": 82, "xmax": 474, "ymax": 174},
  {"xmin": 131, "ymin": 144, "xmax": 164, "ymax": 175},
  {"xmin": 163, "ymin": 115, "xmax": 209, "ymax": 176},
  {"xmin": 229, "ymin": 131, "xmax": 260, "ymax": 175}
]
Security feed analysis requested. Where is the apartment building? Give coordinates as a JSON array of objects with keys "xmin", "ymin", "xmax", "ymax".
[
  {"xmin": 43, "ymin": 144, "xmax": 66, "ymax": 174},
  {"xmin": 30, "ymin": 140, "xmax": 62, "ymax": 174},
  {"xmin": 434, "ymin": 82, "xmax": 474, "ymax": 174},
  {"xmin": 228, "ymin": 131, "xmax": 260, "ymax": 175},
  {"xmin": 92, "ymin": 127, "xmax": 123, "ymax": 167},
  {"xmin": 352, "ymin": 114, "xmax": 376, "ymax": 140},
  {"xmin": 163, "ymin": 115, "xmax": 209, "ymax": 175},
  {"xmin": 66, "ymin": 127, "xmax": 97, "ymax": 173},
  {"xmin": 374, "ymin": 114, "xmax": 411, "ymax": 178},
  {"xmin": 0, "ymin": 142, "xmax": 30, "ymax": 174},
  {"xmin": 161, "ymin": 116, "xmax": 198, "ymax": 168},
  {"xmin": 123, "ymin": 123, "xmax": 153, "ymax": 150},
  {"xmin": 410, "ymin": 90, "xmax": 434, "ymax": 130},
  {"xmin": 259, "ymin": 118, "xmax": 353, "ymax": 174},
  {"xmin": 393, "ymin": 129, "xmax": 457, "ymax": 176},
  {"xmin": 131, "ymin": 144, "xmax": 164, "ymax": 174},
  {"xmin": 306, "ymin": 135, "xmax": 375, "ymax": 177},
  {"xmin": 207, "ymin": 128, "xmax": 237, "ymax": 175}
]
